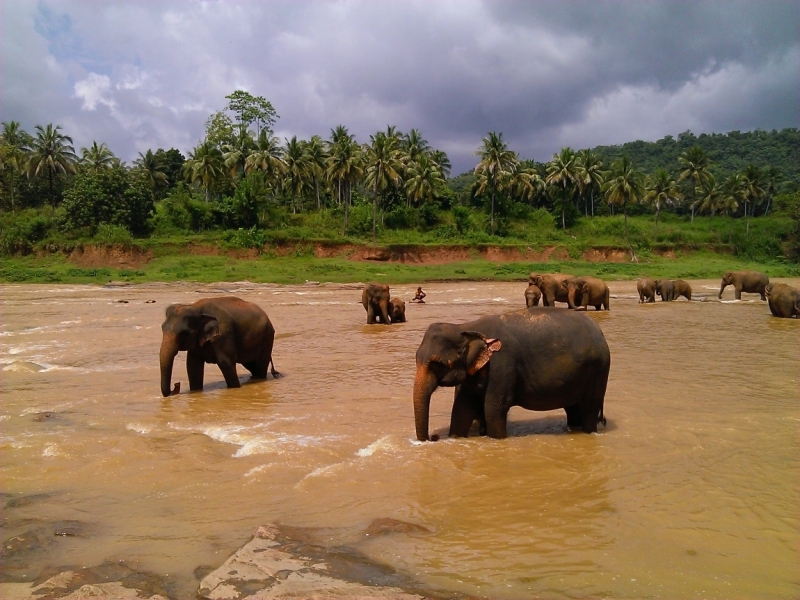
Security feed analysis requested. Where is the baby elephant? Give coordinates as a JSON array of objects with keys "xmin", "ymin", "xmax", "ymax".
[
  {"xmin": 389, "ymin": 298, "xmax": 407, "ymax": 323},
  {"xmin": 524, "ymin": 284, "xmax": 542, "ymax": 307},
  {"xmin": 766, "ymin": 283, "xmax": 800, "ymax": 318},
  {"xmin": 637, "ymin": 277, "xmax": 656, "ymax": 303}
]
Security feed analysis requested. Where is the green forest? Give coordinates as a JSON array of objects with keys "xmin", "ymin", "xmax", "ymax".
[{"xmin": 1, "ymin": 90, "xmax": 798, "ymax": 269}]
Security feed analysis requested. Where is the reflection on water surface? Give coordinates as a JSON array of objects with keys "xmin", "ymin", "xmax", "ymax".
[{"xmin": 1, "ymin": 280, "xmax": 798, "ymax": 599}]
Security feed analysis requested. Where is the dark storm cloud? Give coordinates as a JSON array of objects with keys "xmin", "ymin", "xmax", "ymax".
[{"xmin": 2, "ymin": 0, "xmax": 798, "ymax": 174}]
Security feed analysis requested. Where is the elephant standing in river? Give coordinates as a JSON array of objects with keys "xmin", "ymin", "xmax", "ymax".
[
  {"xmin": 562, "ymin": 276, "xmax": 610, "ymax": 311},
  {"xmin": 637, "ymin": 278, "xmax": 656, "ymax": 303},
  {"xmin": 672, "ymin": 279, "xmax": 692, "ymax": 301},
  {"xmin": 159, "ymin": 297, "xmax": 279, "ymax": 397},
  {"xmin": 718, "ymin": 271, "xmax": 769, "ymax": 300},
  {"xmin": 362, "ymin": 284, "xmax": 392, "ymax": 324},
  {"xmin": 530, "ymin": 273, "xmax": 573, "ymax": 307},
  {"xmin": 655, "ymin": 279, "xmax": 675, "ymax": 302},
  {"xmin": 524, "ymin": 284, "xmax": 542, "ymax": 307},
  {"xmin": 412, "ymin": 307, "xmax": 611, "ymax": 441},
  {"xmin": 766, "ymin": 283, "xmax": 800, "ymax": 318},
  {"xmin": 389, "ymin": 298, "xmax": 406, "ymax": 323}
]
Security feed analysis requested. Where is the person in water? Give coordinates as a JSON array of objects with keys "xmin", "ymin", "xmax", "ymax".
[{"xmin": 412, "ymin": 287, "xmax": 426, "ymax": 303}]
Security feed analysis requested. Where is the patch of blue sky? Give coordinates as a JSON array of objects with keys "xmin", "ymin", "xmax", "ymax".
[{"xmin": 34, "ymin": 2, "xmax": 112, "ymax": 76}]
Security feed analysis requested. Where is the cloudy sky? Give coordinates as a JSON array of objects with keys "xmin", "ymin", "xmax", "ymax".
[{"xmin": 3, "ymin": 0, "xmax": 798, "ymax": 174}]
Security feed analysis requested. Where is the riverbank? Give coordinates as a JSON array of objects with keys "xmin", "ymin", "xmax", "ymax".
[{"xmin": 0, "ymin": 240, "xmax": 797, "ymax": 285}]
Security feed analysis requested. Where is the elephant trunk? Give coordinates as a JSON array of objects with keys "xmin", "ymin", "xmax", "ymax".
[
  {"xmin": 159, "ymin": 332, "xmax": 179, "ymax": 397},
  {"xmin": 566, "ymin": 287, "xmax": 578, "ymax": 309},
  {"xmin": 412, "ymin": 364, "xmax": 439, "ymax": 441},
  {"xmin": 718, "ymin": 282, "xmax": 727, "ymax": 299}
]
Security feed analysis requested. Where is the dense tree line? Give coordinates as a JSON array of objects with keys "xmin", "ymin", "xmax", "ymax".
[{"xmin": 0, "ymin": 90, "xmax": 797, "ymax": 251}]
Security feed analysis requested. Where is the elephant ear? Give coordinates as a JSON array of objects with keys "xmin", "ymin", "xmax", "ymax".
[
  {"xmin": 198, "ymin": 315, "xmax": 220, "ymax": 346},
  {"xmin": 461, "ymin": 331, "xmax": 502, "ymax": 375}
]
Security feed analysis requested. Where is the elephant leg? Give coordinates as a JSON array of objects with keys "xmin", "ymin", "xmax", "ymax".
[
  {"xmin": 760, "ymin": 290, "xmax": 766, "ymax": 301},
  {"xmin": 217, "ymin": 358, "xmax": 241, "ymax": 388},
  {"xmin": 579, "ymin": 367, "xmax": 609, "ymax": 433},
  {"xmin": 367, "ymin": 303, "xmax": 375, "ymax": 324},
  {"xmin": 482, "ymin": 380, "xmax": 512, "ymax": 439},
  {"xmin": 564, "ymin": 403, "xmax": 583, "ymax": 428},
  {"xmin": 735, "ymin": 286, "xmax": 742, "ymax": 300},
  {"xmin": 380, "ymin": 303, "xmax": 391, "ymax": 325},
  {"xmin": 187, "ymin": 352, "xmax": 205, "ymax": 391},
  {"xmin": 449, "ymin": 387, "xmax": 480, "ymax": 438}
]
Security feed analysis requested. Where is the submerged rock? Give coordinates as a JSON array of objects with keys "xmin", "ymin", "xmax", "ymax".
[
  {"xmin": 365, "ymin": 518, "xmax": 432, "ymax": 537},
  {"xmin": 198, "ymin": 523, "xmax": 472, "ymax": 600},
  {"xmin": 3, "ymin": 361, "xmax": 47, "ymax": 373}
]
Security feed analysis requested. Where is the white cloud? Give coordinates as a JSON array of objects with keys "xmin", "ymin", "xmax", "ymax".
[{"xmin": 74, "ymin": 72, "xmax": 114, "ymax": 110}]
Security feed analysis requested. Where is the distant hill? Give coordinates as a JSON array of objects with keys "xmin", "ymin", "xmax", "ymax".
[
  {"xmin": 589, "ymin": 128, "xmax": 799, "ymax": 192},
  {"xmin": 450, "ymin": 128, "xmax": 799, "ymax": 194}
]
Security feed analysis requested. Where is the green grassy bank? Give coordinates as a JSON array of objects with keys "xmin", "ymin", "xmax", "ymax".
[{"xmin": 1, "ymin": 248, "xmax": 796, "ymax": 286}]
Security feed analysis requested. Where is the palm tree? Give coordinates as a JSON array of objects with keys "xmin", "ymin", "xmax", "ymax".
[
  {"xmin": 697, "ymin": 177, "xmax": 722, "ymax": 219},
  {"xmin": 364, "ymin": 131, "xmax": 402, "ymax": 242},
  {"xmin": 245, "ymin": 130, "xmax": 286, "ymax": 185},
  {"xmin": 505, "ymin": 160, "xmax": 544, "ymax": 205},
  {"xmin": 1, "ymin": 121, "xmax": 31, "ymax": 212},
  {"xmin": 740, "ymin": 164, "xmax": 766, "ymax": 236},
  {"xmin": 133, "ymin": 149, "xmax": 168, "ymax": 192},
  {"xmin": 326, "ymin": 126, "xmax": 362, "ymax": 235},
  {"xmin": 80, "ymin": 141, "xmax": 116, "ymax": 173},
  {"xmin": 27, "ymin": 124, "xmax": 78, "ymax": 213},
  {"xmin": 184, "ymin": 142, "xmax": 224, "ymax": 203},
  {"xmin": 402, "ymin": 129, "xmax": 431, "ymax": 164},
  {"xmin": 720, "ymin": 173, "xmax": 744, "ymax": 242},
  {"xmin": 577, "ymin": 149, "xmax": 604, "ymax": 217},
  {"xmin": 302, "ymin": 135, "xmax": 328, "ymax": 209},
  {"xmin": 283, "ymin": 136, "xmax": 311, "ymax": 214},
  {"xmin": 405, "ymin": 154, "xmax": 444, "ymax": 218},
  {"xmin": 602, "ymin": 156, "xmax": 644, "ymax": 240},
  {"xmin": 222, "ymin": 132, "xmax": 255, "ymax": 179},
  {"xmin": 678, "ymin": 146, "xmax": 713, "ymax": 224},
  {"xmin": 474, "ymin": 132, "xmax": 517, "ymax": 235},
  {"xmin": 645, "ymin": 168, "xmax": 681, "ymax": 238},
  {"xmin": 430, "ymin": 150, "xmax": 451, "ymax": 179},
  {"xmin": 762, "ymin": 166, "xmax": 779, "ymax": 216},
  {"xmin": 545, "ymin": 147, "xmax": 580, "ymax": 229}
]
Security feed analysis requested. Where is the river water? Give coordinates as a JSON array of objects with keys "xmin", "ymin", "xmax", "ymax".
[{"xmin": 1, "ymin": 280, "xmax": 798, "ymax": 599}]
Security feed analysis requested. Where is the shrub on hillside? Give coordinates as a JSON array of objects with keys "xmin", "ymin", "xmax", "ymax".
[
  {"xmin": 0, "ymin": 210, "xmax": 52, "ymax": 254},
  {"xmin": 384, "ymin": 206, "xmax": 416, "ymax": 229},
  {"xmin": 61, "ymin": 167, "xmax": 153, "ymax": 235}
]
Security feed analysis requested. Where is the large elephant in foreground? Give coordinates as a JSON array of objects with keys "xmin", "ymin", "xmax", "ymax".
[
  {"xmin": 530, "ymin": 273, "xmax": 573, "ymax": 307},
  {"xmin": 766, "ymin": 283, "xmax": 800, "ymax": 318},
  {"xmin": 562, "ymin": 276, "xmax": 610, "ymax": 311},
  {"xmin": 362, "ymin": 284, "xmax": 392, "ymax": 324},
  {"xmin": 159, "ymin": 297, "xmax": 279, "ymax": 397},
  {"xmin": 637, "ymin": 277, "xmax": 656, "ymax": 303},
  {"xmin": 412, "ymin": 307, "xmax": 611, "ymax": 441},
  {"xmin": 718, "ymin": 271, "xmax": 768, "ymax": 300}
]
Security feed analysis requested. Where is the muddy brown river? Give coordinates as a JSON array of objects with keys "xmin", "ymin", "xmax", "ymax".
[{"xmin": 1, "ymin": 280, "xmax": 798, "ymax": 599}]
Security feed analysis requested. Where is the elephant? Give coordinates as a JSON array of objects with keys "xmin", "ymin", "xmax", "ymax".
[
  {"xmin": 718, "ymin": 271, "xmax": 769, "ymax": 300},
  {"xmin": 637, "ymin": 277, "xmax": 656, "ymax": 303},
  {"xmin": 530, "ymin": 273, "xmax": 573, "ymax": 307},
  {"xmin": 672, "ymin": 279, "xmax": 692, "ymax": 301},
  {"xmin": 655, "ymin": 279, "xmax": 675, "ymax": 302},
  {"xmin": 389, "ymin": 298, "xmax": 406, "ymax": 323},
  {"xmin": 159, "ymin": 297, "xmax": 279, "ymax": 397},
  {"xmin": 412, "ymin": 307, "xmax": 611, "ymax": 441},
  {"xmin": 562, "ymin": 276, "xmax": 610, "ymax": 311},
  {"xmin": 524, "ymin": 284, "xmax": 542, "ymax": 307},
  {"xmin": 766, "ymin": 283, "xmax": 800, "ymax": 318},
  {"xmin": 362, "ymin": 284, "xmax": 392, "ymax": 324}
]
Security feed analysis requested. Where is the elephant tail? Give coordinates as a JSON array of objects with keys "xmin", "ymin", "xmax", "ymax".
[{"xmin": 269, "ymin": 358, "xmax": 282, "ymax": 379}]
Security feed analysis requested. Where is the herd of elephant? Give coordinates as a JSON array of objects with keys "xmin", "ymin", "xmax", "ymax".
[
  {"xmin": 523, "ymin": 270, "xmax": 799, "ymax": 318},
  {"xmin": 158, "ymin": 270, "xmax": 796, "ymax": 443}
]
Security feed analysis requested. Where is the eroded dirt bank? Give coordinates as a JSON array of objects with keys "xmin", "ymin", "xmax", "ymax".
[{"xmin": 62, "ymin": 241, "xmax": 708, "ymax": 268}]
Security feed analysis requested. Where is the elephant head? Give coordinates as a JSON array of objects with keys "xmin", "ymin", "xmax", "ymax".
[
  {"xmin": 718, "ymin": 271, "xmax": 734, "ymax": 298},
  {"xmin": 532, "ymin": 275, "xmax": 545, "ymax": 289},
  {"xmin": 561, "ymin": 278, "xmax": 584, "ymax": 309},
  {"xmin": 160, "ymin": 304, "xmax": 220, "ymax": 397},
  {"xmin": 412, "ymin": 324, "xmax": 502, "ymax": 441}
]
